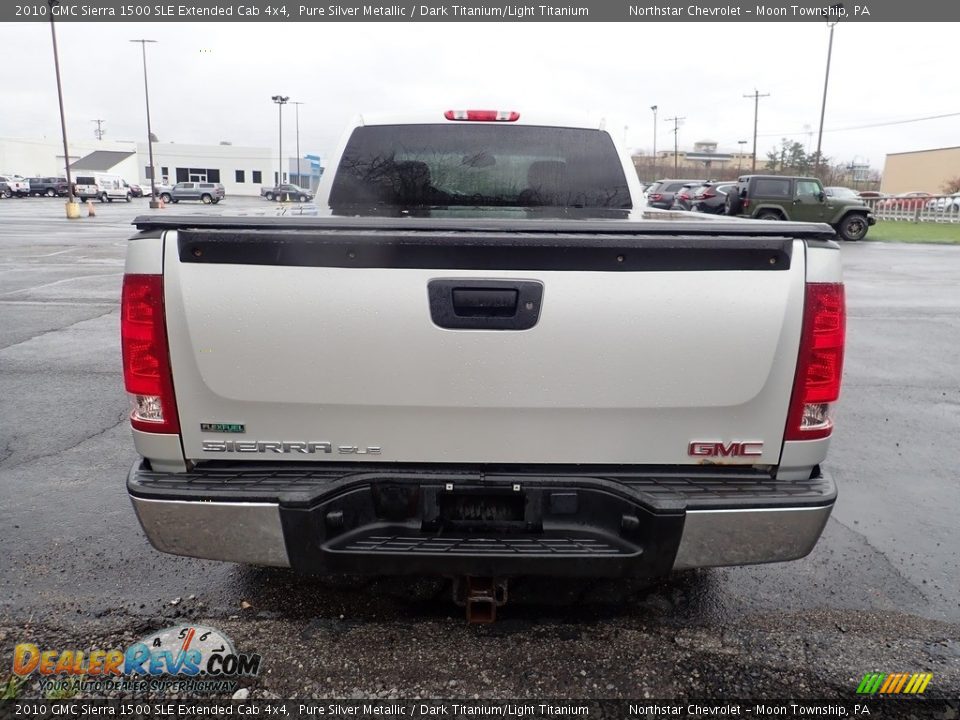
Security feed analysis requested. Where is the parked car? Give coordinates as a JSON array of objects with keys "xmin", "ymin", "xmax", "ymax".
[
  {"xmin": 725, "ymin": 174, "xmax": 875, "ymax": 241},
  {"xmin": 878, "ymin": 191, "xmax": 932, "ymax": 210},
  {"xmin": 919, "ymin": 192, "xmax": 959, "ymax": 211},
  {"xmin": 28, "ymin": 177, "xmax": 70, "ymax": 197},
  {"xmin": 0, "ymin": 174, "xmax": 31, "ymax": 198},
  {"xmin": 690, "ymin": 181, "xmax": 736, "ymax": 214},
  {"xmin": 824, "ymin": 186, "xmax": 859, "ymax": 200},
  {"xmin": 670, "ymin": 182, "xmax": 707, "ymax": 211},
  {"xmin": 645, "ymin": 178, "xmax": 705, "ymax": 209},
  {"xmin": 159, "ymin": 182, "xmax": 225, "ymax": 204},
  {"xmin": 127, "ymin": 182, "xmax": 144, "ymax": 198},
  {"xmin": 261, "ymin": 183, "xmax": 314, "ymax": 202},
  {"xmin": 856, "ymin": 190, "xmax": 888, "ymax": 200}
]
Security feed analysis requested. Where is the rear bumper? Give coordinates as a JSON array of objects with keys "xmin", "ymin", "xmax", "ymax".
[{"xmin": 128, "ymin": 462, "xmax": 835, "ymax": 577}]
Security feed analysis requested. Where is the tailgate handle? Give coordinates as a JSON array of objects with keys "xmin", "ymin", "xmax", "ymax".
[
  {"xmin": 452, "ymin": 288, "xmax": 518, "ymax": 317},
  {"xmin": 428, "ymin": 279, "xmax": 543, "ymax": 330}
]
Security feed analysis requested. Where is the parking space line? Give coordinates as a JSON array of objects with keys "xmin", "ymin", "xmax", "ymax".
[{"xmin": 0, "ymin": 273, "xmax": 122, "ymax": 297}]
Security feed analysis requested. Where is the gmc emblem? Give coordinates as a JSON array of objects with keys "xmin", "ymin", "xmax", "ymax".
[{"xmin": 688, "ymin": 441, "xmax": 764, "ymax": 457}]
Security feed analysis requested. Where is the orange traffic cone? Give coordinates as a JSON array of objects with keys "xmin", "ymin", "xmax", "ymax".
[{"xmin": 86, "ymin": 200, "xmax": 96, "ymax": 217}]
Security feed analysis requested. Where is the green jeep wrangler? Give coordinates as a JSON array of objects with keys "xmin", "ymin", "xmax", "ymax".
[{"xmin": 726, "ymin": 175, "xmax": 876, "ymax": 241}]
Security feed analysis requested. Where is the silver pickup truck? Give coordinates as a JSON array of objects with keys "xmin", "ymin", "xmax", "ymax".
[{"xmin": 122, "ymin": 110, "xmax": 845, "ymax": 620}]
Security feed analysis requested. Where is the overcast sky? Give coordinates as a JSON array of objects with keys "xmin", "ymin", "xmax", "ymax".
[{"xmin": 1, "ymin": 21, "xmax": 957, "ymax": 169}]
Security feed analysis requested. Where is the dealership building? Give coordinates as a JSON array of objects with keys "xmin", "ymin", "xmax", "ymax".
[
  {"xmin": 0, "ymin": 136, "xmax": 323, "ymax": 196},
  {"xmin": 880, "ymin": 146, "xmax": 960, "ymax": 195}
]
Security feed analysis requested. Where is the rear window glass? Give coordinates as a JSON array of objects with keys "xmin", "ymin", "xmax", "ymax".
[
  {"xmin": 329, "ymin": 124, "xmax": 632, "ymax": 209},
  {"xmin": 662, "ymin": 182, "xmax": 685, "ymax": 192},
  {"xmin": 753, "ymin": 178, "xmax": 791, "ymax": 197},
  {"xmin": 75, "ymin": 176, "xmax": 95, "ymax": 185}
]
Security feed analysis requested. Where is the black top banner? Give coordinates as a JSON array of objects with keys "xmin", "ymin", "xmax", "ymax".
[{"xmin": 4, "ymin": 0, "xmax": 960, "ymax": 22}]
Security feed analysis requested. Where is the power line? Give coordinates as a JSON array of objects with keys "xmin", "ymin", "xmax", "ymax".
[{"xmin": 759, "ymin": 111, "xmax": 960, "ymax": 138}]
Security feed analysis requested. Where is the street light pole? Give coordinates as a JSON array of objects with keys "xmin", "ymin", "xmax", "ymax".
[
  {"xmin": 815, "ymin": 20, "xmax": 839, "ymax": 178},
  {"xmin": 743, "ymin": 90, "xmax": 770, "ymax": 172},
  {"xmin": 47, "ymin": 0, "xmax": 77, "ymax": 216},
  {"xmin": 650, "ymin": 105, "xmax": 658, "ymax": 179},
  {"xmin": 291, "ymin": 101, "xmax": 304, "ymax": 187},
  {"xmin": 130, "ymin": 39, "xmax": 160, "ymax": 208},
  {"xmin": 271, "ymin": 95, "xmax": 289, "ymax": 188}
]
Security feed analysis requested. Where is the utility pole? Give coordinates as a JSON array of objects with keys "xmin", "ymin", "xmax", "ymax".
[
  {"xmin": 650, "ymin": 105, "xmax": 658, "ymax": 179},
  {"xmin": 291, "ymin": 101, "xmax": 304, "ymax": 187},
  {"xmin": 664, "ymin": 115, "xmax": 685, "ymax": 175},
  {"xmin": 131, "ymin": 39, "xmax": 160, "ymax": 208},
  {"xmin": 92, "ymin": 119, "xmax": 105, "ymax": 141},
  {"xmin": 743, "ymin": 90, "xmax": 769, "ymax": 172},
  {"xmin": 47, "ymin": 0, "xmax": 77, "ymax": 215},
  {"xmin": 815, "ymin": 20, "xmax": 840, "ymax": 177}
]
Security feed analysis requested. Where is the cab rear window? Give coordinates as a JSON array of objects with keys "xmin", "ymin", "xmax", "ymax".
[{"xmin": 329, "ymin": 124, "xmax": 632, "ymax": 210}]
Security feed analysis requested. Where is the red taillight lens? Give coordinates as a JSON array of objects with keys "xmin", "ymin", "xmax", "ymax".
[
  {"xmin": 649, "ymin": 193, "xmax": 662, "ymax": 201},
  {"xmin": 678, "ymin": 191, "xmax": 690, "ymax": 200},
  {"xmin": 701, "ymin": 190, "xmax": 716, "ymax": 199},
  {"xmin": 444, "ymin": 110, "xmax": 520, "ymax": 122},
  {"xmin": 785, "ymin": 283, "xmax": 846, "ymax": 441},
  {"xmin": 742, "ymin": 198, "xmax": 751, "ymax": 209},
  {"xmin": 121, "ymin": 274, "xmax": 180, "ymax": 434}
]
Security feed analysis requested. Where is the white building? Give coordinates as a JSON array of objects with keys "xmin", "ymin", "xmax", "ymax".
[{"xmin": 0, "ymin": 137, "xmax": 323, "ymax": 196}]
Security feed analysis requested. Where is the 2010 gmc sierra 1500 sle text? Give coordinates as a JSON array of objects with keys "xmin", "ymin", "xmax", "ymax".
[{"xmin": 122, "ymin": 110, "xmax": 845, "ymax": 621}]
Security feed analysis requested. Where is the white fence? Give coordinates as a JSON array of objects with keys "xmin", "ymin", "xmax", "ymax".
[{"xmin": 863, "ymin": 195, "xmax": 960, "ymax": 223}]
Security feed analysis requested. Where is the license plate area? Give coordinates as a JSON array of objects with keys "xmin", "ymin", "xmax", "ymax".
[{"xmin": 425, "ymin": 488, "xmax": 536, "ymax": 533}]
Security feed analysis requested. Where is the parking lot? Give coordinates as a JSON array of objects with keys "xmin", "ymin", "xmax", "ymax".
[{"xmin": 1, "ymin": 196, "xmax": 958, "ymax": 699}]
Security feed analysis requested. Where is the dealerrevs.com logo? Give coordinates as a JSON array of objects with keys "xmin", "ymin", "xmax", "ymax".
[{"xmin": 13, "ymin": 625, "xmax": 261, "ymax": 695}]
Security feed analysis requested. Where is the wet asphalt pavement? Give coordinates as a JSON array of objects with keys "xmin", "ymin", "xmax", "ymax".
[{"xmin": 0, "ymin": 197, "xmax": 958, "ymax": 700}]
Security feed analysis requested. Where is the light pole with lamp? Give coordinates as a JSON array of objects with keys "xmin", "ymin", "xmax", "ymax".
[
  {"xmin": 271, "ymin": 95, "xmax": 289, "ymax": 191},
  {"xmin": 130, "ymin": 39, "xmax": 160, "ymax": 208},
  {"xmin": 291, "ymin": 101, "xmax": 304, "ymax": 187},
  {"xmin": 47, "ymin": 0, "xmax": 78, "ymax": 218},
  {"xmin": 815, "ymin": 17, "xmax": 840, "ymax": 178},
  {"xmin": 737, "ymin": 140, "xmax": 748, "ymax": 175}
]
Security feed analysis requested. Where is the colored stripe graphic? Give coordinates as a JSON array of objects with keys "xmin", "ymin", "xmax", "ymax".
[
  {"xmin": 856, "ymin": 674, "xmax": 882, "ymax": 694},
  {"xmin": 857, "ymin": 672, "xmax": 932, "ymax": 694}
]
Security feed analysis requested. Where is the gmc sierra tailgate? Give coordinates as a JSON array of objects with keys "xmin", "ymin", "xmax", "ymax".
[{"xmin": 150, "ymin": 216, "xmax": 824, "ymax": 469}]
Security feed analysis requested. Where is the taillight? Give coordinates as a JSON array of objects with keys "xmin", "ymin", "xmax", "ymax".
[
  {"xmin": 121, "ymin": 274, "xmax": 180, "ymax": 434},
  {"xmin": 678, "ymin": 191, "xmax": 690, "ymax": 200},
  {"xmin": 649, "ymin": 193, "xmax": 662, "ymax": 201},
  {"xmin": 701, "ymin": 190, "xmax": 716, "ymax": 199},
  {"xmin": 785, "ymin": 283, "xmax": 845, "ymax": 441},
  {"xmin": 444, "ymin": 109, "xmax": 520, "ymax": 122},
  {"xmin": 742, "ymin": 197, "xmax": 751, "ymax": 209}
]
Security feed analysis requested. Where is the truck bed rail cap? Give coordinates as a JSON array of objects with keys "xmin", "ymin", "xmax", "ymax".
[{"xmin": 132, "ymin": 214, "xmax": 836, "ymax": 241}]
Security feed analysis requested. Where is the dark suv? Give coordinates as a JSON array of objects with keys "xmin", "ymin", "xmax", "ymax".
[
  {"xmin": 28, "ymin": 177, "xmax": 70, "ymax": 197},
  {"xmin": 726, "ymin": 175, "xmax": 876, "ymax": 241},
  {"xmin": 646, "ymin": 179, "xmax": 706, "ymax": 210}
]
